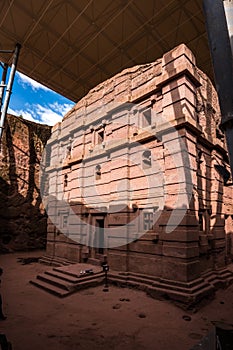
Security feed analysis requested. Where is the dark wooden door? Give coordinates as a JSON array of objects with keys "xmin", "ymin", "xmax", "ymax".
[{"xmin": 95, "ymin": 218, "xmax": 104, "ymax": 255}]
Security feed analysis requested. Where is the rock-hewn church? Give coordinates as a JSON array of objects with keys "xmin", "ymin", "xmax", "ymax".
[{"xmin": 42, "ymin": 44, "xmax": 233, "ymax": 303}]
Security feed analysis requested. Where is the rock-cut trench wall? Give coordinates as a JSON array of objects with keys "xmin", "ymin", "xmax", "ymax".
[{"xmin": 0, "ymin": 114, "xmax": 51, "ymax": 252}]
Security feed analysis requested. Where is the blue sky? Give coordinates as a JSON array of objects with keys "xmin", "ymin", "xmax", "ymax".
[{"xmin": 5, "ymin": 70, "xmax": 75, "ymax": 126}]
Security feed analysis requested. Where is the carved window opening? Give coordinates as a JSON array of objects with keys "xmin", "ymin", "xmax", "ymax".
[
  {"xmin": 214, "ymin": 164, "xmax": 231, "ymax": 185},
  {"xmin": 198, "ymin": 209, "xmax": 210, "ymax": 234},
  {"xmin": 143, "ymin": 212, "xmax": 153, "ymax": 231},
  {"xmin": 142, "ymin": 109, "xmax": 151, "ymax": 127},
  {"xmin": 198, "ymin": 211, "xmax": 204, "ymax": 231},
  {"xmin": 64, "ymin": 174, "xmax": 68, "ymax": 187},
  {"xmin": 97, "ymin": 129, "xmax": 104, "ymax": 144},
  {"xmin": 67, "ymin": 145, "xmax": 71, "ymax": 159},
  {"xmin": 95, "ymin": 165, "xmax": 101, "ymax": 180},
  {"xmin": 61, "ymin": 213, "xmax": 68, "ymax": 229},
  {"xmin": 197, "ymin": 150, "xmax": 204, "ymax": 169},
  {"xmin": 142, "ymin": 150, "xmax": 152, "ymax": 168}
]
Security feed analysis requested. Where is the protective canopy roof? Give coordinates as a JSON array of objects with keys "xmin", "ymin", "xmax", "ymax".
[{"xmin": 0, "ymin": 0, "xmax": 212, "ymax": 102}]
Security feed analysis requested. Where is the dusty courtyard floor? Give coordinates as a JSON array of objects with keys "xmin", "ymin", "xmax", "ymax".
[{"xmin": 0, "ymin": 251, "xmax": 233, "ymax": 350}]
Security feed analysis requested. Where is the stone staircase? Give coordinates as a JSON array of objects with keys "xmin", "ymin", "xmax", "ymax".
[
  {"xmin": 30, "ymin": 263, "xmax": 104, "ymax": 297},
  {"xmin": 31, "ymin": 261, "xmax": 233, "ymax": 307},
  {"xmin": 202, "ymin": 268, "xmax": 233, "ymax": 289},
  {"xmin": 107, "ymin": 267, "xmax": 233, "ymax": 307},
  {"xmin": 107, "ymin": 271, "xmax": 214, "ymax": 306}
]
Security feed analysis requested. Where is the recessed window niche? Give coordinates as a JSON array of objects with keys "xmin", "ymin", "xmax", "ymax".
[
  {"xmin": 142, "ymin": 150, "xmax": 152, "ymax": 168},
  {"xmin": 95, "ymin": 164, "xmax": 101, "ymax": 180}
]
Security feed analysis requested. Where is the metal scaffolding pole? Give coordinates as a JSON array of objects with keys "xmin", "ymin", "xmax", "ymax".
[
  {"xmin": 0, "ymin": 43, "xmax": 21, "ymax": 141},
  {"xmin": 0, "ymin": 63, "xmax": 8, "ymax": 111},
  {"xmin": 203, "ymin": 0, "xmax": 233, "ymax": 177}
]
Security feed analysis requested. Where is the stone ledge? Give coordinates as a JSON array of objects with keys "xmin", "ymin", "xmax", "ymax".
[{"xmin": 108, "ymin": 267, "xmax": 233, "ymax": 309}]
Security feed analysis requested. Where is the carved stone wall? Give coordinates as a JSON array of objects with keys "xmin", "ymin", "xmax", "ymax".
[
  {"xmin": 0, "ymin": 114, "xmax": 51, "ymax": 251},
  {"xmin": 43, "ymin": 44, "xmax": 233, "ymax": 303}
]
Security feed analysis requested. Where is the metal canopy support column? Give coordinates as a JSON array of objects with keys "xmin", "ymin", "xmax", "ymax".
[
  {"xmin": 0, "ymin": 62, "xmax": 8, "ymax": 111},
  {"xmin": 0, "ymin": 43, "xmax": 21, "ymax": 141},
  {"xmin": 203, "ymin": 0, "xmax": 233, "ymax": 177}
]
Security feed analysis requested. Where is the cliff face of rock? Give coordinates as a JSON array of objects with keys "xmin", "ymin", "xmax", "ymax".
[{"xmin": 0, "ymin": 114, "xmax": 51, "ymax": 252}]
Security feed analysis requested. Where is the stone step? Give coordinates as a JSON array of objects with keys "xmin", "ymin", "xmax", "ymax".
[
  {"xmin": 44, "ymin": 270, "xmax": 79, "ymax": 283},
  {"xmin": 30, "ymin": 279, "xmax": 70, "ymax": 297},
  {"xmin": 203, "ymin": 268, "xmax": 233, "ymax": 280},
  {"xmin": 53, "ymin": 267, "xmax": 103, "ymax": 279},
  {"xmin": 109, "ymin": 274, "xmax": 214, "ymax": 303},
  {"xmin": 71, "ymin": 276, "xmax": 104, "ymax": 291},
  {"xmin": 39, "ymin": 257, "xmax": 62, "ymax": 267},
  {"xmin": 201, "ymin": 270, "xmax": 215, "ymax": 279},
  {"xmin": 218, "ymin": 271, "xmax": 233, "ymax": 280},
  {"xmin": 118, "ymin": 271, "xmax": 204, "ymax": 289},
  {"xmin": 109, "ymin": 274, "xmax": 208, "ymax": 295},
  {"xmin": 30, "ymin": 275, "xmax": 104, "ymax": 297},
  {"xmin": 151, "ymin": 280, "xmax": 210, "ymax": 295},
  {"xmin": 206, "ymin": 276, "xmax": 233, "ymax": 289},
  {"xmin": 37, "ymin": 273, "xmax": 73, "ymax": 291},
  {"xmin": 109, "ymin": 275, "xmax": 148, "ymax": 291},
  {"xmin": 160, "ymin": 276, "xmax": 205, "ymax": 289},
  {"xmin": 113, "ymin": 274, "xmax": 158, "ymax": 290},
  {"xmin": 147, "ymin": 284, "xmax": 214, "ymax": 305},
  {"xmin": 45, "ymin": 269, "xmax": 104, "ymax": 283},
  {"xmin": 39, "ymin": 256, "xmax": 73, "ymax": 267},
  {"xmin": 226, "ymin": 274, "xmax": 233, "ymax": 282},
  {"xmin": 203, "ymin": 269, "xmax": 233, "ymax": 289},
  {"xmin": 31, "ymin": 267, "xmax": 105, "ymax": 297}
]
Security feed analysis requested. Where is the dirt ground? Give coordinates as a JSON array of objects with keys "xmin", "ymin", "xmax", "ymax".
[{"xmin": 0, "ymin": 251, "xmax": 233, "ymax": 350}]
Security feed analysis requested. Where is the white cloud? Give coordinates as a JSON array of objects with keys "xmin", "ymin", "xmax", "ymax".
[
  {"xmin": 48, "ymin": 102, "xmax": 72, "ymax": 115},
  {"xmin": 34, "ymin": 104, "xmax": 64, "ymax": 125},
  {"xmin": 8, "ymin": 102, "xmax": 74, "ymax": 126},
  {"xmin": 8, "ymin": 107, "xmax": 36, "ymax": 122},
  {"xmin": 17, "ymin": 72, "xmax": 51, "ymax": 92}
]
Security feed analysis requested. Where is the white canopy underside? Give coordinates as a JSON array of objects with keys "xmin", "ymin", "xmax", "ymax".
[{"xmin": 0, "ymin": 0, "xmax": 212, "ymax": 102}]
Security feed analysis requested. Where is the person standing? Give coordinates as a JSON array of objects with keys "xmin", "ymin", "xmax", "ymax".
[{"xmin": 0, "ymin": 268, "xmax": 6, "ymax": 320}]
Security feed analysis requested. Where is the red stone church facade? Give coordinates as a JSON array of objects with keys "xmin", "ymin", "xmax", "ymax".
[{"xmin": 42, "ymin": 44, "xmax": 233, "ymax": 301}]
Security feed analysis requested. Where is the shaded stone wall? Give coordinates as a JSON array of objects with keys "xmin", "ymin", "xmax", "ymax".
[
  {"xmin": 44, "ymin": 44, "xmax": 233, "ymax": 286},
  {"xmin": 0, "ymin": 114, "xmax": 51, "ymax": 251}
]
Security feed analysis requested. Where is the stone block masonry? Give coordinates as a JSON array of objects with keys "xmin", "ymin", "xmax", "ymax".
[
  {"xmin": 42, "ymin": 44, "xmax": 233, "ymax": 305},
  {"xmin": 0, "ymin": 114, "xmax": 51, "ymax": 251}
]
